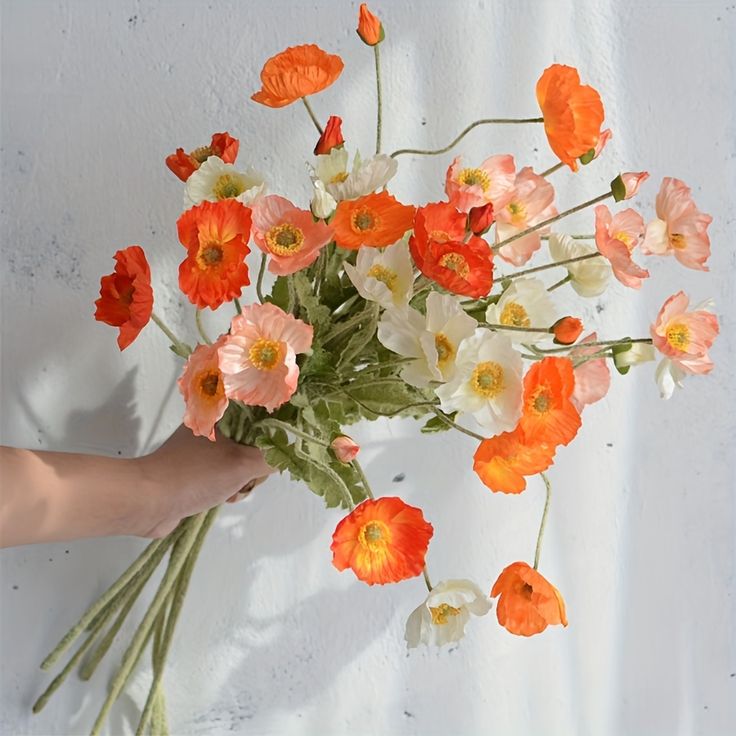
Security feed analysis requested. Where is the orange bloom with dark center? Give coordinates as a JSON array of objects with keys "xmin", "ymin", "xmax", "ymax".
[
  {"xmin": 251, "ymin": 44, "xmax": 344, "ymax": 108},
  {"xmin": 332, "ymin": 191, "xmax": 415, "ymax": 249},
  {"xmin": 94, "ymin": 245, "xmax": 153, "ymax": 350},
  {"xmin": 177, "ymin": 199, "xmax": 252, "ymax": 310},
  {"xmin": 166, "ymin": 132, "xmax": 239, "ymax": 182},
  {"xmin": 357, "ymin": 3, "xmax": 384, "ymax": 46},
  {"xmin": 536, "ymin": 64, "xmax": 604, "ymax": 172},
  {"xmin": 314, "ymin": 115, "xmax": 344, "ymax": 155},
  {"xmin": 491, "ymin": 562, "xmax": 568, "ymax": 636},
  {"xmin": 519, "ymin": 357, "xmax": 581, "ymax": 447},
  {"xmin": 473, "ymin": 428, "xmax": 555, "ymax": 494},
  {"xmin": 331, "ymin": 497, "xmax": 433, "ymax": 585}
]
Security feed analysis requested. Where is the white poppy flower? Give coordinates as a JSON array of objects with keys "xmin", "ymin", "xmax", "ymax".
[
  {"xmin": 434, "ymin": 330, "xmax": 523, "ymax": 433},
  {"xmin": 184, "ymin": 156, "xmax": 265, "ymax": 208},
  {"xmin": 613, "ymin": 342, "xmax": 656, "ymax": 372},
  {"xmin": 485, "ymin": 277, "xmax": 557, "ymax": 343},
  {"xmin": 310, "ymin": 179, "xmax": 337, "ymax": 220},
  {"xmin": 313, "ymin": 148, "xmax": 398, "ymax": 201},
  {"xmin": 655, "ymin": 357, "xmax": 688, "ymax": 400},
  {"xmin": 548, "ymin": 233, "xmax": 610, "ymax": 298},
  {"xmin": 405, "ymin": 579, "xmax": 492, "ymax": 649}
]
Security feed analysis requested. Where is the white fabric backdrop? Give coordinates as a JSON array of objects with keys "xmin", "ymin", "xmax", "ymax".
[{"xmin": 1, "ymin": 1, "xmax": 734, "ymax": 734}]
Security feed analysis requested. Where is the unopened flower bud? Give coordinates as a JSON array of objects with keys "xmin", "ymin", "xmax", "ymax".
[
  {"xmin": 467, "ymin": 203, "xmax": 495, "ymax": 235},
  {"xmin": 552, "ymin": 316, "xmax": 584, "ymax": 345},
  {"xmin": 314, "ymin": 115, "xmax": 345, "ymax": 156},
  {"xmin": 612, "ymin": 341, "xmax": 656, "ymax": 375},
  {"xmin": 331, "ymin": 435, "xmax": 360, "ymax": 463},
  {"xmin": 620, "ymin": 171, "xmax": 649, "ymax": 199},
  {"xmin": 357, "ymin": 3, "xmax": 384, "ymax": 46},
  {"xmin": 311, "ymin": 180, "xmax": 337, "ymax": 220}
]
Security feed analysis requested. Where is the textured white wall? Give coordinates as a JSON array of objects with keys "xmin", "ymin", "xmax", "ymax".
[{"xmin": 1, "ymin": 1, "xmax": 735, "ymax": 734}]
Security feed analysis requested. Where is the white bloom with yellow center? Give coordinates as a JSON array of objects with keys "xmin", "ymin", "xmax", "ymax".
[
  {"xmin": 434, "ymin": 329, "xmax": 523, "ymax": 433},
  {"xmin": 405, "ymin": 579, "xmax": 492, "ymax": 649},
  {"xmin": 344, "ymin": 239, "xmax": 415, "ymax": 310},
  {"xmin": 548, "ymin": 232, "xmax": 611, "ymax": 298},
  {"xmin": 313, "ymin": 148, "xmax": 398, "ymax": 201},
  {"xmin": 184, "ymin": 156, "xmax": 265, "ymax": 208},
  {"xmin": 485, "ymin": 277, "xmax": 557, "ymax": 343},
  {"xmin": 377, "ymin": 292, "xmax": 477, "ymax": 387}
]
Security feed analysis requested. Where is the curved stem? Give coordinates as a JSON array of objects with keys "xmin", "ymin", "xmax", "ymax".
[
  {"xmin": 151, "ymin": 312, "xmax": 190, "ymax": 358},
  {"xmin": 374, "ymin": 44, "xmax": 383, "ymax": 154},
  {"xmin": 540, "ymin": 162, "xmax": 564, "ymax": 177},
  {"xmin": 429, "ymin": 407, "xmax": 485, "ymax": 442},
  {"xmin": 548, "ymin": 274, "xmax": 572, "ymax": 292},
  {"xmin": 422, "ymin": 567, "xmax": 433, "ymax": 593},
  {"xmin": 390, "ymin": 117, "xmax": 544, "ymax": 158},
  {"xmin": 195, "ymin": 310, "xmax": 212, "ymax": 345},
  {"xmin": 351, "ymin": 458, "xmax": 375, "ymax": 500},
  {"xmin": 482, "ymin": 322, "xmax": 552, "ymax": 334},
  {"xmin": 533, "ymin": 337, "xmax": 652, "ymax": 354},
  {"xmin": 256, "ymin": 254, "xmax": 267, "ymax": 304},
  {"xmin": 258, "ymin": 418, "xmax": 331, "ymax": 447},
  {"xmin": 500, "ymin": 252, "xmax": 602, "ymax": 281},
  {"xmin": 233, "ymin": 297, "xmax": 242, "ymax": 316},
  {"xmin": 301, "ymin": 96, "xmax": 324, "ymax": 135},
  {"xmin": 533, "ymin": 473, "xmax": 552, "ymax": 570}
]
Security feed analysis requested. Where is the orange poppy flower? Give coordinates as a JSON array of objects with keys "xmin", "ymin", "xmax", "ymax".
[
  {"xmin": 331, "ymin": 497, "xmax": 434, "ymax": 585},
  {"xmin": 166, "ymin": 132, "xmax": 239, "ymax": 182},
  {"xmin": 536, "ymin": 64, "xmax": 604, "ymax": 171},
  {"xmin": 332, "ymin": 191, "xmax": 416, "ymax": 249},
  {"xmin": 251, "ymin": 44, "xmax": 344, "ymax": 108},
  {"xmin": 519, "ymin": 357, "xmax": 581, "ymax": 447},
  {"xmin": 491, "ymin": 561, "xmax": 568, "ymax": 636},
  {"xmin": 473, "ymin": 428, "xmax": 555, "ymax": 494},
  {"xmin": 177, "ymin": 199, "xmax": 252, "ymax": 310},
  {"xmin": 94, "ymin": 245, "xmax": 153, "ymax": 350}
]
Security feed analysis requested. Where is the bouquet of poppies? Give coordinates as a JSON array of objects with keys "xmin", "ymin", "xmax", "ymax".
[{"xmin": 33, "ymin": 4, "xmax": 719, "ymax": 734}]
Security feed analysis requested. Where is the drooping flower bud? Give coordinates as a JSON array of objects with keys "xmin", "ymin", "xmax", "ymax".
[
  {"xmin": 331, "ymin": 435, "xmax": 360, "ymax": 463},
  {"xmin": 467, "ymin": 203, "xmax": 495, "ymax": 235},
  {"xmin": 620, "ymin": 171, "xmax": 649, "ymax": 200},
  {"xmin": 552, "ymin": 316, "xmax": 584, "ymax": 345},
  {"xmin": 314, "ymin": 115, "xmax": 345, "ymax": 155},
  {"xmin": 357, "ymin": 3, "xmax": 384, "ymax": 46}
]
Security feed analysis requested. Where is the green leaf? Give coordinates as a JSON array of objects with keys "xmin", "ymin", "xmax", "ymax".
[
  {"xmin": 421, "ymin": 413, "xmax": 454, "ymax": 434},
  {"xmin": 292, "ymin": 271, "xmax": 332, "ymax": 337},
  {"xmin": 346, "ymin": 378, "xmax": 430, "ymax": 418},
  {"xmin": 266, "ymin": 276, "xmax": 290, "ymax": 311}
]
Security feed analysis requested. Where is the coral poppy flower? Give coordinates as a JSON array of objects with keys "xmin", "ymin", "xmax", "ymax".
[
  {"xmin": 166, "ymin": 132, "xmax": 239, "ymax": 182},
  {"xmin": 570, "ymin": 333, "xmax": 611, "ymax": 412},
  {"xmin": 519, "ymin": 357, "xmax": 581, "ymax": 447},
  {"xmin": 177, "ymin": 199, "xmax": 252, "ymax": 310},
  {"xmin": 330, "ymin": 497, "xmax": 433, "ymax": 585},
  {"xmin": 94, "ymin": 246, "xmax": 153, "ymax": 350},
  {"xmin": 251, "ymin": 44, "xmax": 344, "ymax": 108},
  {"xmin": 413, "ymin": 202, "xmax": 467, "ymax": 244},
  {"xmin": 642, "ymin": 177, "xmax": 712, "ymax": 271},
  {"xmin": 491, "ymin": 562, "xmax": 568, "ymax": 636},
  {"xmin": 314, "ymin": 115, "xmax": 344, "ymax": 155},
  {"xmin": 251, "ymin": 195, "xmax": 333, "ymax": 275},
  {"xmin": 332, "ymin": 191, "xmax": 415, "ymax": 249},
  {"xmin": 178, "ymin": 338, "xmax": 228, "ymax": 441},
  {"xmin": 536, "ymin": 64, "xmax": 605, "ymax": 171},
  {"xmin": 218, "ymin": 302, "xmax": 313, "ymax": 412},
  {"xmin": 594, "ymin": 205, "xmax": 649, "ymax": 289},
  {"xmin": 473, "ymin": 428, "xmax": 555, "ymax": 494},
  {"xmin": 445, "ymin": 154, "xmax": 516, "ymax": 213}
]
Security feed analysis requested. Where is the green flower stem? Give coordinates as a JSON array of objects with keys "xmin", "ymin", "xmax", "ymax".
[
  {"xmin": 256, "ymin": 254, "xmax": 267, "ymax": 304},
  {"xmin": 287, "ymin": 277, "xmax": 297, "ymax": 315},
  {"xmin": 531, "ymin": 337, "xmax": 652, "ymax": 354},
  {"xmin": 500, "ymin": 252, "xmax": 602, "ymax": 281},
  {"xmin": 374, "ymin": 44, "xmax": 383, "ymax": 153},
  {"xmin": 301, "ymin": 96, "xmax": 324, "ymax": 135},
  {"xmin": 351, "ymin": 458, "xmax": 375, "ymax": 500},
  {"xmin": 492, "ymin": 191, "xmax": 613, "ymax": 254},
  {"xmin": 89, "ymin": 513, "xmax": 207, "ymax": 736},
  {"xmin": 429, "ymin": 407, "xmax": 485, "ymax": 442},
  {"xmin": 258, "ymin": 418, "xmax": 332, "ymax": 448},
  {"xmin": 325, "ymin": 306, "xmax": 376, "ymax": 345},
  {"xmin": 548, "ymin": 274, "xmax": 572, "ymax": 292},
  {"xmin": 195, "ymin": 310, "xmax": 212, "ymax": 345},
  {"xmin": 482, "ymin": 322, "xmax": 552, "ymax": 334},
  {"xmin": 390, "ymin": 117, "xmax": 544, "ymax": 159},
  {"xmin": 150, "ymin": 312, "xmax": 190, "ymax": 358},
  {"xmin": 541, "ymin": 234, "xmax": 594, "ymax": 240},
  {"xmin": 135, "ymin": 508, "xmax": 219, "ymax": 736},
  {"xmin": 572, "ymin": 348, "xmax": 613, "ymax": 368},
  {"xmin": 540, "ymin": 162, "xmax": 564, "ymax": 177},
  {"xmin": 151, "ymin": 688, "xmax": 169, "ymax": 736},
  {"xmin": 422, "ymin": 567, "xmax": 433, "ymax": 593},
  {"xmin": 533, "ymin": 473, "xmax": 553, "ymax": 570},
  {"xmin": 332, "ymin": 293, "xmax": 360, "ymax": 319}
]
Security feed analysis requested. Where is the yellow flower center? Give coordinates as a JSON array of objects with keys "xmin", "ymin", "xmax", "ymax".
[
  {"xmin": 197, "ymin": 369, "xmax": 223, "ymax": 402},
  {"xmin": 471, "ymin": 361, "xmax": 505, "ymax": 398},
  {"xmin": 507, "ymin": 201, "xmax": 527, "ymax": 226},
  {"xmin": 434, "ymin": 333, "xmax": 454, "ymax": 366},
  {"xmin": 613, "ymin": 231, "xmax": 635, "ymax": 251},
  {"xmin": 458, "ymin": 167, "xmax": 490, "ymax": 192},
  {"xmin": 351, "ymin": 207, "xmax": 378, "ymax": 233},
  {"xmin": 438, "ymin": 252, "xmax": 470, "ymax": 279},
  {"xmin": 500, "ymin": 301, "xmax": 531, "ymax": 328},
  {"xmin": 429, "ymin": 229, "xmax": 451, "ymax": 243},
  {"xmin": 358, "ymin": 520, "xmax": 390, "ymax": 551},
  {"xmin": 670, "ymin": 233, "xmax": 687, "ymax": 250},
  {"xmin": 248, "ymin": 338, "xmax": 282, "ymax": 370},
  {"xmin": 266, "ymin": 223, "xmax": 305, "ymax": 257},
  {"xmin": 330, "ymin": 171, "xmax": 349, "ymax": 184},
  {"xmin": 429, "ymin": 603, "xmax": 462, "ymax": 625},
  {"xmin": 213, "ymin": 174, "xmax": 245, "ymax": 200},
  {"xmin": 366, "ymin": 264, "xmax": 398, "ymax": 292},
  {"xmin": 191, "ymin": 145, "xmax": 214, "ymax": 164},
  {"xmin": 666, "ymin": 323, "xmax": 690, "ymax": 351},
  {"xmin": 196, "ymin": 243, "xmax": 224, "ymax": 270},
  {"xmin": 530, "ymin": 387, "xmax": 552, "ymax": 415}
]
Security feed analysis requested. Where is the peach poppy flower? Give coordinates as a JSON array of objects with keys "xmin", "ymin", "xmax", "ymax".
[
  {"xmin": 330, "ymin": 497, "xmax": 433, "ymax": 585},
  {"xmin": 94, "ymin": 246, "xmax": 153, "ymax": 350},
  {"xmin": 332, "ymin": 191, "xmax": 415, "ymax": 249},
  {"xmin": 473, "ymin": 428, "xmax": 555, "ymax": 494},
  {"xmin": 536, "ymin": 64, "xmax": 605, "ymax": 171},
  {"xmin": 594, "ymin": 205, "xmax": 649, "ymax": 289},
  {"xmin": 570, "ymin": 332, "xmax": 611, "ymax": 412},
  {"xmin": 491, "ymin": 562, "xmax": 568, "ymax": 636},
  {"xmin": 314, "ymin": 115, "xmax": 344, "ymax": 155},
  {"xmin": 178, "ymin": 338, "xmax": 228, "ymax": 441},
  {"xmin": 642, "ymin": 177, "xmax": 712, "ymax": 271},
  {"xmin": 218, "ymin": 302, "xmax": 313, "ymax": 412},
  {"xmin": 166, "ymin": 132, "xmax": 239, "ymax": 182},
  {"xmin": 251, "ymin": 195, "xmax": 333, "ymax": 275},
  {"xmin": 251, "ymin": 44, "xmax": 344, "ymax": 108},
  {"xmin": 445, "ymin": 154, "xmax": 515, "ymax": 213},
  {"xmin": 495, "ymin": 167, "xmax": 557, "ymax": 266},
  {"xmin": 177, "ymin": 199, "xmax": 252, "ymax": 310},
  {"xmin": 519, "ymin": 357, "xmax": 581, "ymax": 447}
]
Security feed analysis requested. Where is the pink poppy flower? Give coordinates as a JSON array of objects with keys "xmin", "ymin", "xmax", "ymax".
[
  {"xmin": 620, "ymin": 171, "xmax": 649, "ymax": 199},
  {"xmin": 178, "ymin": 338, "xmax": 229, "ymax": 441},
  {"xmin": 252, "ymin": 195, "xmax": 333, "ymax": 276},
  {"xmin": 495, "ymin": 167, "xmax": 557, "ymax": 266},
  {"xmin": 445, "ymin": 154, "xmax": 515, "ymax": 213},
  {"xmin": 641, "ymin": 177, "xmax": 712, "ymax": 271},
  {"xmin": 570, "ymin": 332, "xmax": 611, "ymax": 412},
  {"xmin": 592, "ymin": 128, "xmax": 612, "ymax": 159},
  {"xmin": 594, "ymin": 205, "xmax": 649, "ymax": 289},
  {"xmin": 218, "ymin": 303, "xmax": 313, "ymax": 412}
]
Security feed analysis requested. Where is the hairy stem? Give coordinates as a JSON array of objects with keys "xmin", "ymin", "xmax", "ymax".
[
  {"xmin": 195, "ymin": 310, "xmax": 212, "ymax": 345},
  {"xmin": 256, "ymin": 254, "xmax": 267, "ymax": 304},
  {"xmin": 374, "ymin": 44, "xmax": 383, "ymax": 154},
  {"xmin": 500, "ymin": 252, "xmax": 602, "ymax": 281},
  {"xmin": 150, "ymin": 312, "xmax": 190, "ymax": 358},
  {"xmin": 533, "ymin": 473, "xmax": 553, "ymax": 570},
  {"xmin": 301, "ymin": 96, "xmax": 324, "ymax": 135}
]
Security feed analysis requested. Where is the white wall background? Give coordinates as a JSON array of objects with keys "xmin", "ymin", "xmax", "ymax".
[{"xmin": 1, "ymin": 1, "xmax": 735, "ymax": 734}]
